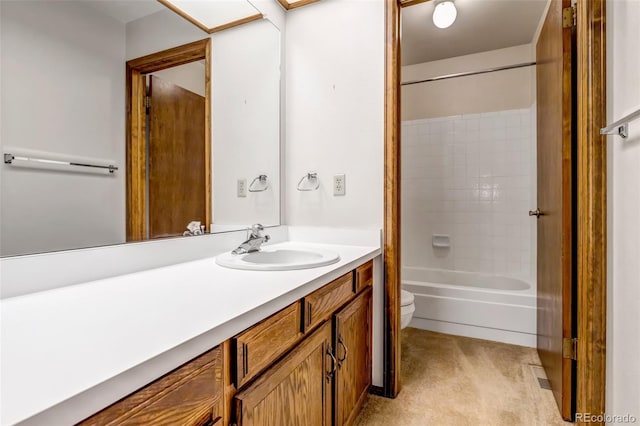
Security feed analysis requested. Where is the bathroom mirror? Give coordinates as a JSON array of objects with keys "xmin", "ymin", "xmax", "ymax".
[{"xmin": 0, "ymin": 0, "xmax": 281, "ymax": 257}]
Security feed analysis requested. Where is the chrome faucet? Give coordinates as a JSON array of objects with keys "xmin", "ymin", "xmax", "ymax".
[{"xmin": 232, "ymin": 224, "xmax": 271, "ymax": 255}]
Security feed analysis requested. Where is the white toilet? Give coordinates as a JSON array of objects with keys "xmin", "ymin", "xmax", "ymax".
[{"xmin": 401, "ymin": 290, "xmax": 415, "ymax": 329}]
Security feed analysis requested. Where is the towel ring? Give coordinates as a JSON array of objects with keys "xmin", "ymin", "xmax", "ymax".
[
  {"xmin": 297, "ymin": 172, "xmax": 319, "ymax": 191},
  {"xmin": 249, "ymin": 174, "xmax": 269, "ymax": 192}
]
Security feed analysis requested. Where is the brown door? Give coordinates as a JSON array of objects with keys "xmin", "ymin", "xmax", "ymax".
[
  {"xmin": 535, "ymin": 0, "xmax": 576, "ymax": 420},
  {"xmin": 333, "ymin": 288, "xmax": 372, "ymax": 426},
  {"xmin": 148, "ymin": 75, "xmax": 206, "ymax": 239},
  {"xmin": 234, "ymin": 321, "xmax": 333, "ymax": 426}
]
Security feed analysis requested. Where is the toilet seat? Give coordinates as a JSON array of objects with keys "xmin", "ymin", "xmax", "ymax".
[{"xmin": 401, "ymin": 290, "xmax": 414, "ymax": 307}]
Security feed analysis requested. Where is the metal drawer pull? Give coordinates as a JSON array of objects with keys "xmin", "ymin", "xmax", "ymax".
[
  {"xmin": 326, "ymin": 347, "xmax": 337, "ymax": 382},
  {"xmin": 337, "ymin": 336, "xmax": 348, "ymax": 367}
]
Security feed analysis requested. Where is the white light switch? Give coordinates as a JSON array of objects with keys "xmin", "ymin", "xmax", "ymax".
[
  {"xmin": 333, "ymin": 174, "xmax": 346, "ymax": 196},
  {"xmin": 237, "ymin": 178, "xmax": 247, "ymax": 197}
]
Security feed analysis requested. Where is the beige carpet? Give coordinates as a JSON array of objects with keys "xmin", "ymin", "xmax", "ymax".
[{"xmin": 355, "ymin": 328, "xmax": 569, "ymax": 426}]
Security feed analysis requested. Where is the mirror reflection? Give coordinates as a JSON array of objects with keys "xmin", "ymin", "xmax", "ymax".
[{"xmin": 0, "ymin": 0, "xmax": 281, "ymax": 257}]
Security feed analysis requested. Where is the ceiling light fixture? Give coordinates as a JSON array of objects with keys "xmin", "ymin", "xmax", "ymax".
[{"xmin": 432, "ymin": 0, "xmax": 457, "ymax": 29}]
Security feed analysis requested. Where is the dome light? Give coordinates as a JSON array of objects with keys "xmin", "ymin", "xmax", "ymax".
[{"xmin": 433, "ymin": 1, "xmax": 457, "ymax": 29}]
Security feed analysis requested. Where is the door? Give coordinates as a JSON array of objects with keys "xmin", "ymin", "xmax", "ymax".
[
  {"xmin": 148, "ymin": 75, "xmax": 206, "ymax": 239},
  {"xmin": 333, "ymin": 288, "xmax": 372, "ymax": 426},
  {"xmin": 535, "ymin": 0, "xmax": 576, "ymax": 420},
  {"xmin": 233, "ymin": 321, "xmax": 333, "ymax": 426}
]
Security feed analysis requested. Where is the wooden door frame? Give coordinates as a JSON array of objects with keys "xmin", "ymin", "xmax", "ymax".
[
  {"xmin": 575, "ymin": 0, "xmax": 607, "ymax": 422},
  {"xmin": 126, "ymin": 38, "xmax": 211, "ymax": 241},
  {"xmin": 383, "ymin": 1, "xmax": 608, "ymax": 422},
  {"xmin": 382, "ymin": 0, "xmax": 402, "ymax": 398}
]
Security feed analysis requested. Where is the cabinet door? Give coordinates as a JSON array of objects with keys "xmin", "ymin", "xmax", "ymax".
[
  {"xmin": 234, "ymin": 321, "xmax": 333, "ymax": 426},
  {"xmin": 333, "ymin": 287, "xmax": 372, "ymax": 426}
]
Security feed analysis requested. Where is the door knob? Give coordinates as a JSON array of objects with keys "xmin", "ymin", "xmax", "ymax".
[{"xmin": 529, "ymin": 208, "xmax": 544, "ymax": 218}]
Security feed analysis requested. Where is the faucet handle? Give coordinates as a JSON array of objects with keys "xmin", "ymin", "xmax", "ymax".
[{"xmin": 250, "ymin": 223, "xmax": 265, "ymax": 236}]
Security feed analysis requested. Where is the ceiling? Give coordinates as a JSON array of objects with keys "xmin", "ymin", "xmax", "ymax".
[
  {"xmin": 81, "ymin": 1, "xmax": 165, "ymax": 24},
  {"xmin": 80, "ymin": 0, "xmax": 260, "ymax": 32},
  {"xmin": 401, "ymin": 0, "xmax": 548, "ymax": 66}
]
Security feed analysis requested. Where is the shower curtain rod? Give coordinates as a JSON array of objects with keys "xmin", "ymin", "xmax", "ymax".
[{"xmin": 401, "ymin": 61, "xmax": 537, "ymax": 86}]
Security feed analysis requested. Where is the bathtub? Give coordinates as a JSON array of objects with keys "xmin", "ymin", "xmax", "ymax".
[{"xmin": 403, "ymin": 267, "xmax": 536, "ymax": 347}]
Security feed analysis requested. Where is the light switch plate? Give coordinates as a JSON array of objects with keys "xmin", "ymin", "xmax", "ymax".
[
  {"xmin": 333, "ymin": 174, "xmax": 346, "ymax": 196},
  {"xmin": 237, "ymin": 178, "xmax": 247, "ymax": 197}
]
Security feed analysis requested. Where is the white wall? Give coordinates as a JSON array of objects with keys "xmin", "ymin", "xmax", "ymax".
[
  {"xmin": 125, "ymin": 10, "xmax": 205, "ymax": 60},
  {"xmin": 402, "ymin": 44, "xmax": 536, "ymax": 120},
  {"xmin": 606, "ymin": 0, "xmax": 640, "ymax": 423},
  {"xmin": 402, "ymin": 108, "xmax": 534, "ymax": 280},
  {"xmin": 212, "ymin": 20, "xmax": 281, "ymax": 227},
  {"xmin": 284, "ymin": 0, "xmax": 385, "ymax": 387},
  {"xmin": 0, "ymin": 2, "xmax": 127, "ymax": 256},
  {"xmin": 284, "ymin": 0, "xmax": 384, "ymax": 228},
  {"xmin": 151, "ymin": 62, "xmax": 206, "ymax": 97}
]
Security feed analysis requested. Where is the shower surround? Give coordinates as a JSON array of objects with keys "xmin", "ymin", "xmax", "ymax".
[{"xmin": 401, "ymin": 107, "xmax": 536, "ymax": 283}]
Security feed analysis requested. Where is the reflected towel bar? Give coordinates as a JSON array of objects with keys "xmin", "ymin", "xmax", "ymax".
[
  {"xmin": 600, "ymin": 107, "xmax": 640, "ymax": 139},
  {"xmin": 4, "ymin": 152, "xmax": 118, "ymax": 173}
]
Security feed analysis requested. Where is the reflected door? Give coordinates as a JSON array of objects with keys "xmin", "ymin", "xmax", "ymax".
[
  {"xmin": 148, "ymin": 75, "xmax": 206, "ymax": 239},
  {"xmin": 535, "ymin": 0, "xmax": 576, "ymax": 420}
]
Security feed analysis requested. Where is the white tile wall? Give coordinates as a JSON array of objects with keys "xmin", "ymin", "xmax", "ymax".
[{"xmin": 401, "ymin": 108, "xmax": 536, "ymax": 281}]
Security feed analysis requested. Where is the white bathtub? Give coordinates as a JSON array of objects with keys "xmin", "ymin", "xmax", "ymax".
[{"xmin": 403, "ymin": 267, "xmax": 536, "ymax": 347}]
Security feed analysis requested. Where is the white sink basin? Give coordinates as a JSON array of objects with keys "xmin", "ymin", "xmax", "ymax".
[{"xmin": 216, "ymin": 245, "xmax": 340, "ymax": 271}]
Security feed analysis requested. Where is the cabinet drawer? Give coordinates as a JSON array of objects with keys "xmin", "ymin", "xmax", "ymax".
[
  {"xmin": 304, "ymin": 272, "xmax": 354, "ymax": 331},
  {"xmin": 355, "ymin": 260, "xmax": 373, "ymax": 292},
  {"xmin": 234, "ymin": 302, "xmax": 303, "ymax": 388},
  {"xmin": 79, "ymin": 347, "xmax": 223, "ymax": 426}
]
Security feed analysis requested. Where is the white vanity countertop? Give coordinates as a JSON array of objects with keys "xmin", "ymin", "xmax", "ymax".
[{"xmin": 0, "ymin": 241, "xmax": 380, "ymax": 426}]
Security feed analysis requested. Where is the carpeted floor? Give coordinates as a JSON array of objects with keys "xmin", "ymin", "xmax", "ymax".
[{"xmin": 355, "ymin": 328, "xmax": 569, "ymax": 426}]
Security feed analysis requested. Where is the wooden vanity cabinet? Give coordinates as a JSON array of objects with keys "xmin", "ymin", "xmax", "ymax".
[
  {"xmin": 78, "ymin": 347, "xmax": 223, "ymax": 426},
  {"xmin": 232, "ymin": 261, "xmax": 374, "ymax": 426},
  {"xmin": 333, "ymin": 287, "xmax": 372, "ymax": 426},
  {"xmin": 233, "ymin": 321, "xmax": 334, "ymax": 426},
  {"xmin": 79, "ymin": 261, "xmax": 374, "ymax": 426},
  {"xmin": 233, "ymin": 302, "xmax": 304, "ymax": 388},
  {"xmin": 304, "ymin": 271, "xmax": 355, "ymax": 332},
  {"xmin": 355, "ymin": 261, "xmax": 373, "ymax": 293}
]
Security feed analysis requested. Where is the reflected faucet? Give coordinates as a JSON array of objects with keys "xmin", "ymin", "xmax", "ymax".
[{"xmin": 232, "ymin": 224, "xmax": 271, "ymax": 255}]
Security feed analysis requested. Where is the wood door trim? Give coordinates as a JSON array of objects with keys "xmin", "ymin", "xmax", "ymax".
[
  {"xmin": 276, "ymin": 0, "xmax": 322, "ymax": 11},
  {"xmin": 576, "ymin": 0, "xmax": 607, "ymax": 423},
  {"xmin": 126, "ymin": 67, "xmax": 147, "ymax": 242},
  {"xmin": 399, "ymin": 0, "xmax": 432, "ymax": 8},
  {"xmin": 204, "ymin": 40, "xmax": 212, "ymax": 229},
  {"xmin": 126, "ymin": 38, "xmax": 211, "ymax": 241},
  {"xmin": 383, "ymin": 0, "xmax": 402, "ymax": 398},
  {"xmin": 158, "ymin": 0, "xmax": 263, "ymax": 34},
  {"xmin": 209, "ymin": 14, "xmax": 263, "ymax": 34}
]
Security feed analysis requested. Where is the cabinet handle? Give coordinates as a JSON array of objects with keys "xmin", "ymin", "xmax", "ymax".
[
  {"xmin": 307, "ymin": 302, "xmax": 313, "ymax": 327},
  {"xmin": 326, "ymin": 347, "xmax": 337, "ymax": 382},
  {"xmin": 337, "ymin": 336, "xmax": 348, "ymax": 367},
  {"xmin": 242, "ymin": 343, "xmax": 249, "ymax": 377}
]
